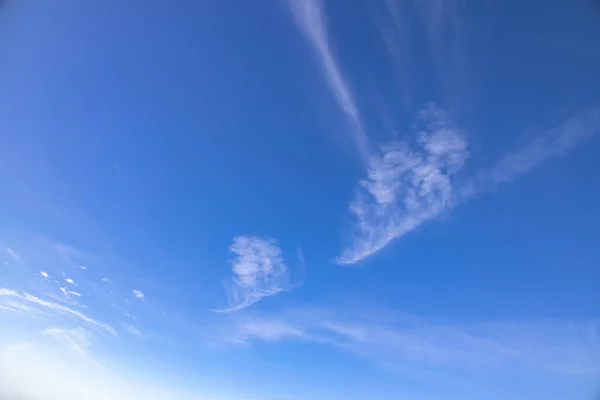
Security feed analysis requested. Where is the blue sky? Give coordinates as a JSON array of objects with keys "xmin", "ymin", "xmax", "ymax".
[{"xmin": 1, "ymin": 0, "xmax": 600, "ymax": 399}]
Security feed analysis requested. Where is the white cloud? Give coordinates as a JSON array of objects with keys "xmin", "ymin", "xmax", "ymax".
[
  {"xmin": 220, "ymin": 306, "xmax": 600, "ymax": 398},
  {"xmin": 39, "ymin": 271, "xmax": 49, "ymax": 278},
  {"xmin": 339, "ymin": 106, "xmax": 600, "ymax": 264},
  {"xmin": 132, "ymin": 290, "xmax": 145, "ymax": 300},
  {"xmin": 65, "ymin": 278, "xmax": 75, "ymax": 285},
  {"xmin": 81, "ymin": 265, "xmax": 87, "ymax": 271},
  {"xmin": 102, "ymin": 277, "xmax": 111, "ymax": 283},
  {"xmin": 461, "ymin": 106, "xmax": 600, "ymax": 198},
  {"xmin": 339, "ymin": 105, "xmax": 468, "ymax": 264},
  {"xmin": 3, "ymin": 248, "xmax": 20, "ymax": 262},
  {"xmin": 290, "ymin": 0, "xmax": 371, "ymax": 160},
  {"xmin": 0, "ymin": 300, "xmax": 46, "ymax": 318},
  {"xmin": 0, "ymin": 288, "xmax": 116, "ymax": 335},
  {"xmin": 232, "ymin": 317, "xmax": 305, "ymax": 343},
  {"xmin": 217, "ymin": 236, "xmax": 290, "ymax": 312}
]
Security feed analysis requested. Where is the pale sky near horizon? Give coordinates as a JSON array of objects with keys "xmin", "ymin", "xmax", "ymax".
[{"xmin": 1, "ymin": 1, "xmax": 600, "ymax": 399}]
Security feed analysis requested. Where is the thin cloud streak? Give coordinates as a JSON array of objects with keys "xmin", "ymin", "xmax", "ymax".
[
  {"xmin": 462, "ymin": 106, "xmax": 600, "ymax": 198},
  {"xmin": 0, "ymin": 288, "xmax": 116, "ymax": 335},
  {"xmin": 123, "ymin": 323, "xmax": 142, "ymax": 338},
  {"xmin": 340, "ymin": 106, "xmax": 600, "ymax": 264},
  {"xmin": 223, "ymin": 307, "xmax": 600, "ymax": 380},
  {"xmin": 3, "ymin": 248, "xmax": 20, "ymax": 262},
  {"xmin": 216, "ymin": 236, "xmax": 291, "ymax": 313},
  {"xmin": 291, "ymin": 0, "xmax": 371, "ymax": 160}
]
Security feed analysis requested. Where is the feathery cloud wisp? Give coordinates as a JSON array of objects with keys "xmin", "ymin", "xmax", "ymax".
[
  {"xmin": 290, "ymin": 0, "xmax": 371, "ymax": 160},
  {"xmin": 340, "ymin": 106, "xmax": 600, "ymax": 264},
  {"xmin": 221, "ymin": 307, "xmax": 600, "ymax": 385},
  {"xmin": 3, "ymin": 248, "xmax": 20, "ymax": 263},
  {"xmin": 461, "ymin": 106, "xmax": 600, "ymax": 198},
  {"xmin": 0, "ymin": 288, "xmax": 116, "ymax": 335},
  {"xmin": 123, "ymin": 323, "xmax": 142, "ymax": 338},
  {"xmin": 132, "ymin": 290, "xmax": 145, "ymax": 300},
  {"xmin": 217, "ymin": 236, "xmax": 290, "ymax": 313}
]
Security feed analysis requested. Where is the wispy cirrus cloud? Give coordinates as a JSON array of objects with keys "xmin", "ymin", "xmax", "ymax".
[
  {"xmin": 3, "ymin": 248, "xmax": 21, "ymax": 263},
  {"xmin": 340, "ymin": 106, "xmax": 600, "ymax": 264},
  {"xmin": 290, "ymin": 0, "xmax": 371, "ymax": 160},
  {"xmin": 288, "ymin": 1, "xmax": 600, "ymax": 265},
  {"xmin": 0, "ymin": 288, "xmax": 116, "ymax": 335},
  {"xmin": 219, "ymin": 306, "xmax": 600, "ymax": 399},
  {"xmin": 216, "ymin": 236, "xmax": 291, "ymax": 313},
  {"xmin": 339, "ymin": 105, "xmax": 468, "ymax": 264},
  {"xmin": 122, "ymin": 323, "xmax": 142, "ymax": 338},
  {"xmin": 461, "ymin": 106, "xmax": 600, "ymax": 198},
  {"xmin": 373, "ymin": 0, "xmax": 470, "ymax": 113}
]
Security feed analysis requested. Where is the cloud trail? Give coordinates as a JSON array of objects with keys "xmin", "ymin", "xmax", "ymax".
[
  {"xmin": 221, "ymin": 306, "xmax": 600, "ymax": 394},
  {"xmin": 462, "ymin": 106, "xmax": 600, "ymax": 197},
  {"xmin": 290, "ymin": 0, "xmax": 371, "ymax": 160}
]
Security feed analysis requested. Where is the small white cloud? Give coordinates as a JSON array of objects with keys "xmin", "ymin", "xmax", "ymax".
[
  {"xmin": 3, "ymin": 248, "xmax": 20, "ymax": 263},
  {"xmin": 60, "ymin": 287, "xmax": 68, "ymax": 296},
  {"xmin": 68, "ymin": 291, "xmax": 81, "ymax": 297},
  {"xmin": 80, "ymin": 265, "xmax": 87, "ymax": 271},
  {"xmin": 101, "ymin": 277, "xmax": 111, "ymax": 283},
  {"xmin": 217, "ymin": 236, "xmax": 290, "ymax": 312},
  {"xmin": 40, "ymin": 271, "xmax": 49, "ymax": 279},
  {"xmin": 65, "ymin": 278, "xmax": 75, "ymax": 285},
  {"xmin": 132, "ymin": 290, "xmax": 145, "ymax": 300}
]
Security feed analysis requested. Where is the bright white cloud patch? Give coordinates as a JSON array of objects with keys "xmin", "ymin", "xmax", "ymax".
[
  {"xmin": 132, "ymin": 290, "xmax": 145, "ymax": 300},
  {"xmin": 65, "ymin": 278, "xmax": 75, "ymax": 285},
  {"xmin": 39, "ymin": 271, "xmax": 49, "ymax": 278},
  {"xmin": 218, "ymin": 236, "xmax": 290, "ymax": 312},
  {"xmin": 339, "ymin": 106, "xmax": 468, "ymax": 264}
]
